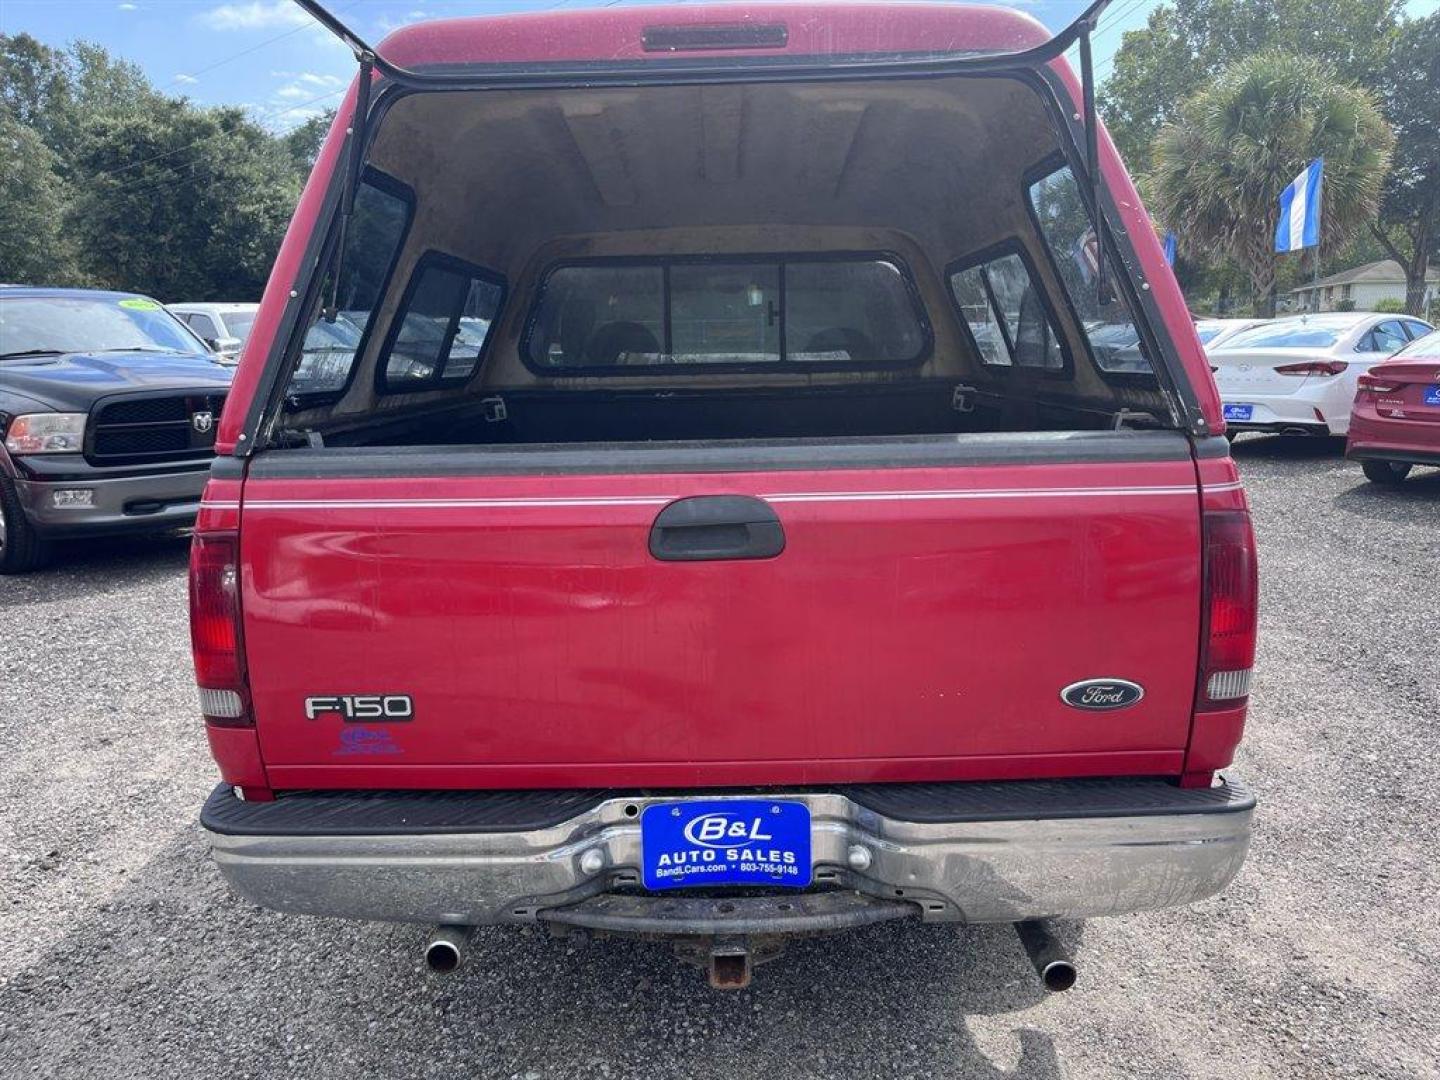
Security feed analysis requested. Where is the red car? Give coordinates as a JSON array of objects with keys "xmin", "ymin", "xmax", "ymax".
[
  {"xmin": 194, "ymin": 0, "xmax": 1257, "ymax": 990},
  {"xmin": 1347, "ymin": 328, "xmax": 1440, "ymax": 484}
]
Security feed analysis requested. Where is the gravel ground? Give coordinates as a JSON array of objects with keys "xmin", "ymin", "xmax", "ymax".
[{"xmin": 1, "ymin": 437, "xmax": 1437, "ymax": 1080}]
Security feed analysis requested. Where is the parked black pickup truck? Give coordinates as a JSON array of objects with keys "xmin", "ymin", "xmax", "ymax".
[{"xmin": 0, "ymin": 286, "xmax": 233, "ymax": 573}]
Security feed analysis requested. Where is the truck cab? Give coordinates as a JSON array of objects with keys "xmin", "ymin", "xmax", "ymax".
[{"xmin": 195, "ymin": 0, "xmax": 1257, "ymax": 989}]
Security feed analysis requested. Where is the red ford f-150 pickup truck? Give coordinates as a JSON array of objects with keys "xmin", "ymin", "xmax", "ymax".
[{"xmin": 195, "ymin": 0, "xmax": 1257, "ymax": 989}]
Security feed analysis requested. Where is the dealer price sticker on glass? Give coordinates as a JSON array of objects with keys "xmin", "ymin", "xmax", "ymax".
[{"xmin": 640, "ymin": 800, "xmax": 813, "ymax": 890}]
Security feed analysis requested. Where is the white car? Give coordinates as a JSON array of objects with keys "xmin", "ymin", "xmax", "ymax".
[
  {"xmin": 1209, "ymin": 312, "xmax": 1433, "ymax": 437},
  {"xmin": 1195, "ymin": 318, "xmax": 1267, "ymax": 350},
  {"xmin": 167, "ymin": 302, "xmax": 259, "ymax": 364}
]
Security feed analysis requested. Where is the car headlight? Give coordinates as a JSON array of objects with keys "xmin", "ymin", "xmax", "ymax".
[{"xmin": 4, "ymin": 413, "xmax": 87, "ymax": 454}]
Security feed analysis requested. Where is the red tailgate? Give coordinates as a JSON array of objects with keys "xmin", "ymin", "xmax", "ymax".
[{"xmin": 239, "ymin": 457, "xmax": 1202, "ymax": 789}]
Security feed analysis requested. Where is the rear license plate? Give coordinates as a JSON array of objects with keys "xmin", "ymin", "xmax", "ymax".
[
  {"xmin": 640, "ymin": 800, "xmax": 812, "ymax": 890},
  {"xmin": 1424, "ymin": 385, "xmax": 1440, "ymax": 406},
  {"xmin": 1223, "ymin": 403, "xmax": 1254, "ymax": 422}
]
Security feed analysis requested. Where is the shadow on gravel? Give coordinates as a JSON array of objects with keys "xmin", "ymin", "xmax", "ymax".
[
  {"xmin": 1331, "ymin": 469, "xmax": 1440, "ymax": 521},
  {"xmin": 0, "ymin": 531, "xmax": 190, "ymax": 608},
  {"xmin": 1, "ymin": 825, "xmax": 1071, "ymax": 1080},
  {"xmin": 1228, "ymin": 433, "xmax": 1348, "ymax": 461}
]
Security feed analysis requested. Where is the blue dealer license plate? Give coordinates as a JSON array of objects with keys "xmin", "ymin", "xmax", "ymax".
[
  {"xmin": 640, "ymin": 800, "xmax": 812, "ymax": 890},
  {"xmin": 1424, "ymin": 385, "xmax": 1440, "ymax": 406},
  {"xmin": 1223, "ymin": 403, "xmax": 1254, "ymax": 422}
]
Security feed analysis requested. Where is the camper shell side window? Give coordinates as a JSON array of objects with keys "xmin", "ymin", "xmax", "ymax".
[
  {"xmin": 1025, "ymin": 161, "xmax": 1158, "ymax": 381},
  {"xmin": 376, "ymin": 251, "xmax": 507, "ymax": 394},
  {"xmin": 945, "ymin": 241, "xmax": 1069, "ymax": 374}
]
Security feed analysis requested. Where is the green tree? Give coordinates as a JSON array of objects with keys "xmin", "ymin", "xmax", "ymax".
[
  {"xmin": 280, "ymin": 109, "xmax": 335, "ymax": 174},
  {"xmin": 1152, "ymin": 53, "xmax": 1394, "ymax": 317},
  {"xmin": 0, "ymin": 34, "xmax": 315, "ymax": 299},
  {"xmin": 0, "ymin": 34, "xmax": 158, "ymax": 166},
  {"xmin": 0, "ymin": 33, "xmax": 72, "ymax": 137},
  {"xmin": 0, "ymin": 114, "xmax": 82, "ymax": 284},
  {"xmin": 67, "ymin": 102, "xmax": 300, "ymax": 299},
  {"xmin": 1369, "ymin": 13, "xmax": 1439, "ymax": 316},
  {"xmin": 1102, "ymin": 0, "xmax": 1402, "ymax": 173}
]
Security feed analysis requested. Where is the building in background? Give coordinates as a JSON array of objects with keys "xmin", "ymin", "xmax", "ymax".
[{"xmin": 1288, "ymin": 260, "xmax": 1438, "ymax": 313}]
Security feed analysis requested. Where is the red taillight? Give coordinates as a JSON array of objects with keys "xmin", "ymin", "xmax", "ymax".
[
  {"xmin": 1356, "ymin": 374, "xmax": 1403, "ymax": 394},
  {"xmin": 189, "ymin": 532, "xmax": 251, "ymax": 727},
  {"xmin": 1198, "ymin": 510, "xmax": 1258, "ymax": 712},
  {"xmin": 1274, "ymin": 360, "xmax": 1348, "ymax": 376}
]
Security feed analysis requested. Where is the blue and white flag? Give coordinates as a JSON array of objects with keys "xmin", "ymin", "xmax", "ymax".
[
  {"xmin": 1275, "ymin": 159, "xmax": 1323, "ymax": 254},
  {"xmin": 1163, "ymin": 231, "xmax": 1177, "ymax": 267}
]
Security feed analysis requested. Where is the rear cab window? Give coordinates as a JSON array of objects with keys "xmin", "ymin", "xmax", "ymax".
[{"xmin": 523, "ymin": 255, "xmax": 930, "ymax": 371}]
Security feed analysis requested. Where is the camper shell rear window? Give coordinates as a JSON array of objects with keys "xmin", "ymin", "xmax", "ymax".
[{"xmin": 521, "ymin": 253, "xmax": 932, "ymax": 374}]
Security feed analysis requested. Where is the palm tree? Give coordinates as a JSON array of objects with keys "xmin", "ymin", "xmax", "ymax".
[{"xmin": 1152, "ymin": 52, "xmax": 1393, "ymax": 317}]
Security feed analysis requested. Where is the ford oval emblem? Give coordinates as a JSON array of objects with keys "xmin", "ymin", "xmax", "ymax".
[{"xmin": 1060, "ymin": 678, "xmax": 1145, "ymax": 711}]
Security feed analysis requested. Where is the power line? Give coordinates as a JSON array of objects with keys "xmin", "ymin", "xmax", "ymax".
[
  {"xmin": 80, "ymin": 1, "xmax": 363, "ymax": 187},
  {"xmin": 1092, "ymin": 0, "xmax": 1159, "ymax": 78},
  {"xmin": 157, "ymin": 12, "xmax": 328, "ymax": 98},
  {"xmin": 94, "ymin": 87, "xmax": 348, "ymax": 202}
]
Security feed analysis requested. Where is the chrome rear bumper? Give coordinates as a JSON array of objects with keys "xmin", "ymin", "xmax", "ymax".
[{"xmin": 203, "ymin": 778, "xmax": 1253, "ymax": 928}]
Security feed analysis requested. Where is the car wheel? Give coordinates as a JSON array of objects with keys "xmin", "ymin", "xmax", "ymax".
[
  {"xmin": 0, "ymin": 472, "xmax": 52, "ymax": 573},
  {"xmin": 1361, "ymin": 460, "xmax": 1412, "ymax": 486}
]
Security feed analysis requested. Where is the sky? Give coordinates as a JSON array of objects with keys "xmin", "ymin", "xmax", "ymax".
[{"xmin": 1, "ymin": 0, "xmax": 1436, "ymax": 132}]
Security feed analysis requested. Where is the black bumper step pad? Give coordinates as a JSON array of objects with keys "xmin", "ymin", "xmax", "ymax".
[
  {"xmin": 838, "ymin": 775, "xmax": 1253, "ymax": 823},
  {"xmin": 201, "ymin": 784, "xmax": 608, "ymax": 836}
]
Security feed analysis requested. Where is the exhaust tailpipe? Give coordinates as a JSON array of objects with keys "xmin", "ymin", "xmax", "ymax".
[
  {"xmin": 1014, "ymin": 920, "xmax": 1077, "ymax": 992},
  {"xmin": 424, "ymin": 925, "xmax": 475, "ymax": 974}
]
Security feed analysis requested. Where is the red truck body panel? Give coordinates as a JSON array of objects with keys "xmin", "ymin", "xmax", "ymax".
[{"xmin": 235, "ymin": 457, "xmax": 1204, "ymax": 789}]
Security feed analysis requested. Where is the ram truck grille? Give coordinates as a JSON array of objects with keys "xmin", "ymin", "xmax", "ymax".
[{"xmin": 86, "ymin": 391, "xmax": 227, "ymax": 468}]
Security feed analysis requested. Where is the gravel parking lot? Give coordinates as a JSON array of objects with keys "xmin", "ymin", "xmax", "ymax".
[{"xmin": 1, "ymin": 437, "xmax": 1437, "ymax": 1080}]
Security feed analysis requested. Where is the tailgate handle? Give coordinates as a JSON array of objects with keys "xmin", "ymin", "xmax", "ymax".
[{"xmin": 649, "ymin": 496, "xmax": 785, "ymax": 562}]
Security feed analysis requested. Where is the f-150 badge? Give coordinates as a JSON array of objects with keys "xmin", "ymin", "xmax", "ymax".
[
  {"xmin": 1060, "ymin": 679, "xmax": 1144, "ymax": 711},
  {"xmin": 305, "ymin": 695, "xmax": 414, "ymax": 721}
]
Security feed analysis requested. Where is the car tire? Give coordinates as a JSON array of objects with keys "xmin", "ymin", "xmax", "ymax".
[
  {"xmin": 1361, "ymin": 460, "xmax": 1412, "ymax": 486},
  {"xmin": 0, "ymin": 472, "xmax": 52, "ymax": 574}
]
